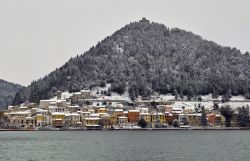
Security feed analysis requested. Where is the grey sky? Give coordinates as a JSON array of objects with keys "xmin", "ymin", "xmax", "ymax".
[{"xmin": 0, "ymin": 0, "xmax": 249, "ymax": 86}]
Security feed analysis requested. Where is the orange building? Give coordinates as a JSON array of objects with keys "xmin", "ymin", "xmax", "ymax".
[
  {"xmin": 113, "ymin": 109, "xmax": 123, "ymax": 117},
  {"xmin": 207, "ymin": 113, "xmax": 216, "ymax": 125},
  {"xmin": 52, "ymin": 119, "xmax": 64, "ymax": 128},
  {"xmin": 207, "ymin": 113, "xmax": 222, "ymax": 126},
  {"xmin": 165, "ymin": 112, "xmax": 177, "ymax": 124},
  {"xmin": 128, "ymin": 110, "xmax": 140, "ymax": 124},
  {"xmin": 0, "ymin": 111, "xmax": 5, "ymax": 118}
]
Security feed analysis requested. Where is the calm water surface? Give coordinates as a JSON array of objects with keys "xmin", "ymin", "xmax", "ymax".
[{"xmin": 0, "ymin": 130, "xmax": 250, "ymax": 161}]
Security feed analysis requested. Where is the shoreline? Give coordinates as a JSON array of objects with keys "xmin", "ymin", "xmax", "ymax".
[{"xmin": 1, "ymin": 127, "xmax": 250, "ymax": 131}]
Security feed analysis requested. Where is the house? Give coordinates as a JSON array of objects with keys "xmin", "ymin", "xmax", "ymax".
[
  {"xmin": 0, "ymin": 110, "xmax": 9, "ymax": 128},
  {"xmin": 36, "ymin": 114, "xmax": 44, "ymax": 126},
  {"xmin": 100, "ymin": 114, "xmax": 112, "ymax": 128},
  {"xmin": 80, "ymin": 90, "xmax": 91, "ymax": 99},
  {"xmin": 110, "ymin": 114, "xmax": 118, "ymax": 125},
  {"xmin": 48, "ymin": 106, "xmax": 65, "ymax": 113},
  {"xmin": 186, "ymin": 113, "xmax": 202, "ymax": 126},
  {"xmin": 156, "ymin": 105, "xmax": 165, "ymax": 112},
  {"xmin": 96, "ymin": 108, "xmax": 107, "ymax": 114},
  {"xmin": 39, "ymin": 100, "xmax": 52, "ymax": 109},
  {"xmin": 90, "ymin": 113, "xmax": 100, "ymax": 118},
  {"xmin": 123, "ymin": 111, "xmax": 128, "ymax": 117},
  {"xmin": 35, "ymin": 109, "xmax": 51, "ymax": 126},
  {"xmin": 164, "ymin": 105, "xmax": 173, "ymax": 113},
  {"xmin": 39, "ymin": 99, "xmax": 68, "ymax": 110},
  {"xmin": 165, "ymin": 112, "xmax": 177, "ymax": 124},
  {"xmin": 207, "ymin": 113, "xmax": 216, "ymax": 125},
  {"xmin": 9, "ymin": 111, "xmax": 36, "ymax": 128},
  {"xmin": 178, "ymin": 114, "xmax": 188, "ymax": 125},
  {"xmin": 118, "ymin": 116, "xmax": 128, "ymax": 127},
  {"xmin": 80, "ymin": 111, "xmax": 91, "ymax": 122},
  {"xmin": 172, "ymin": 108, "xmax": 182, "ymax": 115},
  {"xmin": 128, "ymin": 110, "xmax": 140, "ymax": 124},
  {"xmin": 113, "ymin": 109, "xmax": 123, "ymax": 117},
  {"xmin": 70, "ymin": 90, "xmax": 91, "ymax": 103},
  {"xmin": 151, "ymin": 113, "xmax": 165, "ymax": 124},
  {"xmin": 51, "ymin": 112, "xmax": 65, "ymax": 128},
  {"xmin": 0, "ymin": 111, "xmax": 5, "ymax": 118},
  {"xmin": 25, "ymin": 116, "xmax": 36, "ymax": 127},
  {"xmin": 135, "ymin": 107, "xmax": 149, "ymax": 113},
  {"xmin": 69, "ymin": 113, "xmax": 81, "ymax": 126},
  {"xmin": 83, "ymin": 118, "xmax": 101, "ymax": 126},
  {"xmin": 183, "ymin": 108, "xmax": 193, "ymax": 114},
  {"xmin": 83, "ymin": 99, "xmax": 125, "ymax": 108},
  {"xmin": 67, "ymin": 105, "xmax": 80, "ymax": 113},
  {"xmin": 215, "ymin": 114, "xmax": 223, "ymax": 126}
]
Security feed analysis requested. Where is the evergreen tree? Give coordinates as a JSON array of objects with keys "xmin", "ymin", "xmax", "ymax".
[
  {"xmin": 174, "ymin": 89, "xmax": 179, "ymax": 100},
  {"xmin": 181, "ymin": 117, "xmax": 189, "ymax": 125},
  {"xmin": 172, "ymin": 119, "xmax": 179, "ymax": 127},
  {"xmin": 111, "ymin": 80, "xmax": 126, "ymax": 95},
  {"xmin": 138, "ymin": 118, "xmax": 147, "ymax": 128},
  {"xmin": 245, "ymin": 89, "xmax": 250, "ymax": 99},
  {"xmin": 201, "ymin": 106, "xmax": 207, "ymax": 127},
  {"xmin": 150, "ymin": 100, "xmax": 158, "ymax": 108},
  {"xmin": 100, "ymin": 80, "xmax": 107, "ymax": 87},
  {"xmin": 237, "ymin": 106, "xmax": 250, "ymax": 127},
  {"xmin": 197, "ymin": 95, "xmax": 202, "ymax": 101},
  {"xmin": 213, "ymin": 103, "xmax": 219, "ymax": 110},
  {"xmin": 220, "ymin": 106, "xmax": 234, "ymax": 127},
  {"xmin": 179, "ymin": 88, "xmax": 184, "ymax": 100},
  {"xmin": 212, "ymin": 88, "xmax": 219, "ymax": 99},
  {"xmin": 221, "ymin": 94, "xmax": 230, "ymax": 103}
]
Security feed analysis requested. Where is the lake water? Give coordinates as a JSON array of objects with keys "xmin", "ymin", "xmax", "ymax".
[{"xmin": 0, "ymin": 130, "xmax": 250, "ymax": 161}]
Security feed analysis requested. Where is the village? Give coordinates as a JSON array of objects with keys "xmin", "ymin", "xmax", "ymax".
[{"xmin": 0, "ymin": 87, "xmax": 250, "ymax": 131}]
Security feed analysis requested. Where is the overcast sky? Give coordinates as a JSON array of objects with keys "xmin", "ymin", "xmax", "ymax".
[{"xmin": 0, "ymin": 0, "xmax": 249, "ymax": 86}]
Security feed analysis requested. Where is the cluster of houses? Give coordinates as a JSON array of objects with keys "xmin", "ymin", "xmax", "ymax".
[{"xmin": 1, "ymin": 89, "xmax": 249, "ymax": 130}]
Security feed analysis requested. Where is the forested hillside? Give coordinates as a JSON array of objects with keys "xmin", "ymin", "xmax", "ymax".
[
  {"xmin": 13, "ymin": 18, "xmax": 250, "ymax": 104},
  {"xmin": 0, "ymin": 79, "xmax": 23, "ymax": 109}
]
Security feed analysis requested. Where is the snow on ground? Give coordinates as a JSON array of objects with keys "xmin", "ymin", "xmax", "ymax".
[
  {"xmin": 90, "ymin": 84, "xmax": 110, "ymax": 97},
  {"xmin": 61, "ymin": 91, "xmax": 74, "ymax": 100},
  {"xmin": 102, "ymin": 92, "xmax": 130, "ymax": 101},
  {"xmin": 50, "ymin": 86, "xmax": 249, "ymax": 110},
  {"xmin": 201, "ymin": 94, "xmax": 213, "ymax": 101},
  {"xmin": 172, "ymin": 101, "xmax": 214, "ymax": 110},
  {"xmin": 157, "ymin": 94, "xmax": 175, "ymax": 102},
  {"xmin": 220, "ymin": 102, "xmax": 250, "ymax": 109},
  {"xmin": 201, "ymin": 94, "xmax": 245, "ymax": 101},
  {"xmin": 230, "ymin": 95, "xmax": 246, "ymax": 101},
  {"xmin": 90, "ymin": 84, "xmax": 130, "ymax": 101},
  {"xmin": 172, "ymin": 100, "xmax": 250, "ymax": 110}
]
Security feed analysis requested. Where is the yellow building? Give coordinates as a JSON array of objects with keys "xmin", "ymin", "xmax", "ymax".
[
  {"xmin": 110, "ymin": 114, "xmax": 118, "ymax": 125},
  {"xmin": 36, "ymin": 114, "xmax": 44, "ymax": 126},
  {"xmin": 151, "ymin": 113, "xmax": 165, "ymax": 124},
  {"xmin": 139, "ymin": 113, "xmax": 151, "ymax": 123},
  {"xmin": 52, "ymin": 112, "xmax": 65, "ymax": 127},
  {"xmin": 96, "ymin": 108, "xmax": 107, "ymax": 114},
  {"xmin": 186, "ymin": 114, "xmax": 201, "ymax": 126},
  {"xmin": 221, "ymin": 115, "xmax": 226, "ymax": 126},
  {"xmin": 52, "ymin": 112, "xmax": 65, "ymax": 120},
  {"xmin": 83, "ymin": 118, "xmax": 101, "ymax": 125}
]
